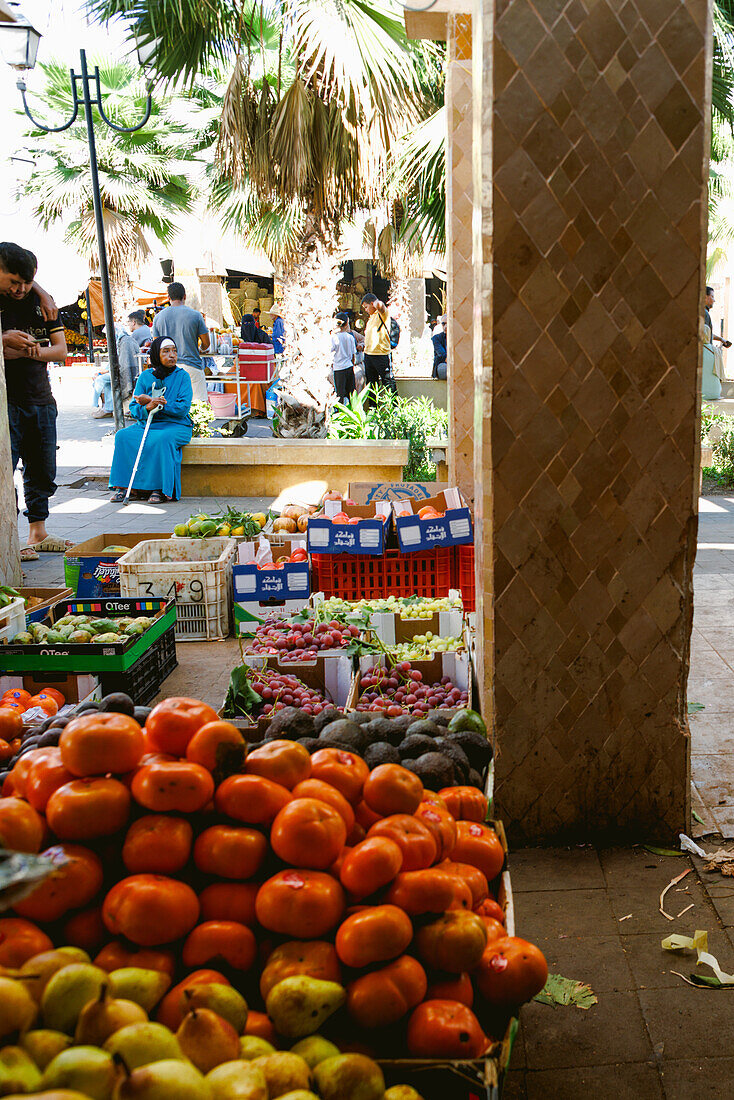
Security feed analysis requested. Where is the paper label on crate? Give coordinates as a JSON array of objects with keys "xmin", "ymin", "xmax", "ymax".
[
  {"xmin": 238, "ymin": 574, "xmax": 257, "ymax": 595},
  {"xmin": 289, "ymin": 572, "xmax": 309, "ymax": 592},
  {"xmin": 374, "ymin": 502, "xmax": 392, "ymax": 519},
  {"xmin": 309, "ymin": 526, "xmax": 331, "ymax": 548},
  {"xmin": 444, "ymin": 488, "xmax": 462, "ymax": 509},
  {"xmin": 398, "ymin": 522, "xmax": 422, "ymax": 546},
  {"xmin": 358, "ymin": 528, "xmax": 381, "ymax": 549},
  {"xmin": 324, "ymin": 499, "xmax": 342, "ymax": 518},
  {"xmin": 449, "ymin": 517, "xmax": 472, "ymax": 538}
]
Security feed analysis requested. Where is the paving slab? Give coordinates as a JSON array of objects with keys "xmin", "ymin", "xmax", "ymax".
[{"xmin": 523, "ymin": 1062, "xmax": 664, "ymax": 1099}]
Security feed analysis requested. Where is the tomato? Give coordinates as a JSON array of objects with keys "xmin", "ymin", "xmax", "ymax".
[
  {"xmin": 451, "ymin": 822, "xmax": 505, "ymax": 882},
  {"xmin": 385, "ymin": 868, "xmax": 472, "ymax": 915},
  {"xmin": 439, "ymin": 860, "xmax": 488, "ymax": 908},
  {"xmin": 407, "ymin": 1000, "xmax": 488, "ymax": 1059},
  {"xmin": 336, "ymin": 905, "xmax": 413, "ymax": 969},
  {"xmin": 260, "ymin": 940, "xmax": 342, "ymax": 1001},
  {"xmin": 146, "ymin": 697, "xmax": 219, "ymax": 756},
  {"xmin": 414, "ymin": 910, "xmax": 488, "ymax": 973},
  {"xmin": 339, "ymin": 837, "xmax": 403, "ymax": 898},
  {"xmin": 415, "ymin": 802, "xmax": 457, "ymax": 862},
  {"xmin": 474, "ymin": 897, "xmax": 505, "ymax": 925},
  {"xmin": 131, "ymin": 759, "xmax": 214, "ymax": 814},
  {"xmin": 122, "ymin": 815, "xmax": 193, "ymax": 874},
  {"xmin": 63, "ymin": 905, "xmax": 107, "ymax": 952},
  {"xmin": 292, "ymin": 778, "xmax": 355, "ymax": 831},
  {"xmin": 271, "ymin": 798, "xmax": 347, "ymax": 870},
  {"xmin": 245, "ymin": 740, "xmax": 311, "ymax": 789},
  {"xmin": 367, "ymin": 814, "xmax": 437, "ymax": 871},
  {"xmin": 290, "ymin": 549, "xmax": 308, "ymax": 562},
  {"xmin": 215, "ymin": 773, "xmax": 292, "ymax": 825},
  {"xmin": 199, "ymin": 883, "xmax": 259, "ymax": 926},
  {"xmin": 474, "ymin": 936, "xmax": 548, "ymax": 1008},
  {"xmin": 194, "ymin": 825, "xmax": 268, "ymax": 880},
  {"xmin": 185, "ymin": 720, "xmax": 246, "ymax": 772},
  {"xmin": 0, "ymin": 796, "xmax": 44, "ymax": 852},
  {"xmin": 59, "ymin": 712, "xmax": 145, "ymax": 776},
  {"xmin": 256, "ymin": 870, "xmax": 345, "ymax": 939},
  {"xmin": 183, "ymin": 920, "xmax": 257, "ymax": 971},
  {"xmin": 15, "ymin": 843, "xmax": 103, "ymax": 922},
  {"xmin": 95, "ymin": 941, "xmax": 176, "ymax": 976},
  {"xmin": 0, "ymin": 917, "xmax": 52, "ymax": 967},
  {"xmin": 46, "ymin": 776, "xmax": 131, "ymax": 840},
  {"xmin": 25, "ymin": 754, "xmax": 75, "ymax": 812},
  {"xmin": 438, "ymin": 786, "xmax": 488, "ymax": 822},
  {"xmin": 157, "ymin": 969, "xmax": 231, "ymax": 1031},
  {"xmin": 426, "ymin": 972, "xmax": 474, "ymax": 1007},
  {"xmin": 103, "ymin": 874, "xmax": 200, "ymax": 946},
  {"xmin": 347, "ymin": 955, "xmax": 427, "ymax": 1029},
  {"xmin": 309, "ymin": 749, "xmax": 369, "ymax": 804},
  {"xmin": 0, "ymin": 707, "xmax": 23, "ymax": 741},
  {"xmin": 362, "ymin": 764, "xmax": 423, "ymax": 817}
]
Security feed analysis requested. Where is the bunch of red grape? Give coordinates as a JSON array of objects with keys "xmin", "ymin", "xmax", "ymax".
[
  {"xmin": 246, "ymin": 616, "xmax": 360, "ymax": 662},
  {"xmin": 249, "ymin": 668, "xmax": 332, "ymax": 716},
  {"xmin": 356, "ymin": 661, "xmax": 469, "ymax": 715}
]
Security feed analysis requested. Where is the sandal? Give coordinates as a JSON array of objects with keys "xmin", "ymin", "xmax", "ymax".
[
  {"xmin": 110, "ymin": 490, "xmax": 126, "ymax": 503},
  {"xmin": 147, "ymin": 492, "xmax": 168, "ymax": 504},
  {"xmin": 20, "ymin": 546, "xmax": 39, "ymax": 562},
  {"xmin": 32, "ymin": 536, "xmax": 74, "ymax": 552}
]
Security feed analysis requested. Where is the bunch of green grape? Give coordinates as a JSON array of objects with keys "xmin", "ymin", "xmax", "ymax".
[
  {"xmin": 320, "ymin": 594, "xmax": 463, "ymax": 619},
  {"xmin": 388, "ymin": 634, "xmax": 465, "ymax": 661}
]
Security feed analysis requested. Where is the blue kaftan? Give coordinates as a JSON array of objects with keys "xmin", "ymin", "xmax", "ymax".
[{"xmin": 109, "ymin": 367, "xmax": 193, "ymax": 500}]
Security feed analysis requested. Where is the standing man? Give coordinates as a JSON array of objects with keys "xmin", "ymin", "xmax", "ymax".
[
  {"xmin": 0, "ymin": 241, "xmax": 59, "ymax": 357},
  {"xmin": 127, "ymin": 309, "xmax": 152, "ymax": 348},
  {"xmin": 270, "ymin": 303, "xmax": 286, "ymax": 359},
  {"xmin": 0, "ymin": 244, "xmax": 68, "ymax": 561},
  {"xmin": 361, "ymin": 292, "xmax": 392, "ymax": 392},
  {"xmin": 152, "ymin": 282, "xmax": 210, "ymax": 402}
]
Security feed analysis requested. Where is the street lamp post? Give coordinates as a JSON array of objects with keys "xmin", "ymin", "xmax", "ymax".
[{"xmin": 0, "ymin": 12, "xmax": 153, "ymax": 433}]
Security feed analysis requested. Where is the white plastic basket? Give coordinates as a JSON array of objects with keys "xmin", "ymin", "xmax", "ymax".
[
  {"xmin": 117, "ymin": 538, "xmax": 237, "ymax": 642},
  {"xmin": 0, "ymin": 597, "xmax": 26, "ymax": 644}
]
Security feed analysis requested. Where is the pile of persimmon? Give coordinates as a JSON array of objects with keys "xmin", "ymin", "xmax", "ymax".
[
  {"xmin": 0, "ymin": 685, "xmax": 64, "ymax": 763},
  {"xmin": 0, "ymin": 695, "xmax": 547, "ymax": 1060}
]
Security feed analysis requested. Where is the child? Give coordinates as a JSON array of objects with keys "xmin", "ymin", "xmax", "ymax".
[{"xmin": 331, "ymin": 312, "xmax": 356, "ymax": 403}]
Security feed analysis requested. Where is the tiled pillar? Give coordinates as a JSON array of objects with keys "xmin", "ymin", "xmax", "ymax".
[
  {"xmin": 446, "ymin": 14, "xmax": 475, "ymax": 501},
  {"xmin": 0, "ymin": 343, "xmax": 21, "ymax": 586},
  {"xmin": 473, "ymin": 0, "xmax": 709, "ymax": 842}
]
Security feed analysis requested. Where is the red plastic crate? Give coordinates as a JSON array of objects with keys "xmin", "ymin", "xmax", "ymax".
[
  {"xmin": 383, "ymin": 548, "xmax": 453, "ymax": 598},
  {"xmin": 455, "ymin": 543, "xmax": 475, "ymax": 611},
  {"xmin": 311, "ymin": 553, "xmax": 385, "ymax": 600}
]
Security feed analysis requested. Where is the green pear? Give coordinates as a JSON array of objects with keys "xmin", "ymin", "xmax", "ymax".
[
  {"xmin": 104, "ymin": 1021, "xmax": 185, "ymax": 1070},
  {"xmin": 41, "ymin": 963, "xmax": 108, "ymax": 1034},
  {"xmin": 0, "ymin": 1045, "xmax": 42, "ymax": 1095},
  {"xmin": 113, "ymin": 1057, "xmax": 210, "ymax": 1100},
  {"xmin": 177, "ymin": 1008, "xmax": 241, "ymax": 1075},
  {"xmin": 19, "ymin": 948, "xmax": 90, "ymax": 1002},
  {"xmin": 253, "ymin": 1052, "xmax": 312, "ymax": 1097},
  {"xmin": 206, "ymin": 1059, "xmax": 268, "ymax": 1100},
  {"xmin": 75, "ymin": 983, "xmax": 148, "ymax": 1046},
  {"xmin": 108, "ymin": 968, "xmax": 171, "ymax": 1013},
  {"xmin": 266, "ymin": 977, "xmax": 346, "ymax": 1040},
  {"xmin": 239, "ymin": 1036, "xmax": 276, "ymax": 1061},
  {"xmin": 384, "ymin": 1088, "xmax": 426, "ymax": 1100},
  {"xmin": 184, "ymin": 985, "xmax": 248, "ymax": 1034},
  {"xmin": 290, "ymin": 1036, "xmax": 341, "ymax": 1069},
  {"xmin": 0, "ymin": 976, "xmax": 37, "ymax": 1038},
  {"xmin": 314, "ymin": 1054, "xmax": 385, "ymax": 1100},
  {"xmin": 42, "ymin": 1045, "xmax": 117, "ymax": 1100},
  {"xmin": 20, "ymin": 1027, "xmax": 72, "ymax": 1069}
]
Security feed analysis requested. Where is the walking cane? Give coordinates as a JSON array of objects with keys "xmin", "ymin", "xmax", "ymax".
[{"xmin": 122, "ymin": 385, "xmax": 166, "ymax": 506}]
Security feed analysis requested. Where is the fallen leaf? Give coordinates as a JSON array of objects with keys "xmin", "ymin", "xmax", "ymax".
[
  {"xmin": 534, "ymin": 973, "xmax": 598, "ymax": 1010},
  {"xmin": 688, "ymin": 702, "xmax": 705, "ymax": 713}
]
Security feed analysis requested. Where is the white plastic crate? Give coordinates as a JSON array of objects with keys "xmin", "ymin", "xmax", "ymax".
[
  {"xmin": 117, "ymin": 538, "xmax": 237, "ymax": 642},
  {"xmin": 0, "ymin": 597, "xmax": 26, "ymax": 644}
]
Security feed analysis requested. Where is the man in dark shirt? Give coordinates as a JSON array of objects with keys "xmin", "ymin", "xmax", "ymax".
[{"xmin": 0, "ymin": 244, "xmax": 67, "ymax": 559}]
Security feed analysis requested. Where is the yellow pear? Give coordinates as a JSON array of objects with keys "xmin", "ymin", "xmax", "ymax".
[
  {"xmin": 0, "ymin": 1044, "xmax": 42, "ymax": 1095},
  {"xmin": 384, "ymin": 1088, "xmax": 426, "ymax": 1100},
  {"xmin": 113, "ymin": 1058, "xmax": 210, "ymax": 1100},
  {"xmin": 75, "ymin": 984, "xmax": 148, "ymax": 1046},
  {"xmin": 184, "ymin": 985, "xmax": 248, "ymax": 1034},
  {"xmin": 314, "ymin": 1054, "xmax": 385, "ymax": 1100},
  {"xmin": 104, "ymin": 1021, "xmax": 185, "ymax": 1070},
  {"xmin": 177, "ymin": 1008, "xmax": 241, "ymax": 1074},
  {"xmin": 108, "ymin": 969, "xmax": 171, "ymax": 1013},
  {"xmin": 266, "ymin": 977, "xmax": 345, "ymax": 1040},
  {"xmin": 239, "ymin": 1036, "xmax": 276, "ymax": 1061},
  {"xmin": 0, "ymin": 976, "xmax": 37, "ymax": 1038},
  {"xmin": 206, "ymin": 1060, "xmax": 268, "ymax": 1100},
  {"xmin": 41, "ymin": 1045, "xmax": 117, "ymax": 1100},
  {"xmin": 19, "ymin": 948, "xmax": 90, "ymax": 1002},
  {"xmin": 277, "ymin": 1093, "xmax": 320, "ymax": 1100},
  {"xmin": 20, "ymin": 1028, "xmax": 72, "ymax": 1070},
  {"xmin": 290, "ymin": 1036, "xmax": 341, "ymax": 1069},
  {"xmin": 253, "ymin": 1052, "xmax": 312, "ymax": 1097},
  {"xmin": 41, "ymin": 963, "xmax": 108, "ymax": 1034}
]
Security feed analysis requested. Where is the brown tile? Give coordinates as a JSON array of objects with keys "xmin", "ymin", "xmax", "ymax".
[
  {"xmin": 525, "ymin": 1063, "xmax": 663, "ymax": 1099},
  {"xmin": 660, "ymin": 1059, "xmax": 734, "ymax": 1100},
  {"xmin": 521, "ymin": 993, "xmax": 653, "ymax": 1069}
]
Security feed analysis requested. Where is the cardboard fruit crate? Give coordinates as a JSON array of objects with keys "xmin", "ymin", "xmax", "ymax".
[
  {"xmin": 392, "ymin": 488, "xmax": 473, "ymax": 552},
  {"xmin": 0, "ymin": 672, "xmax": 100, "ymax": 706},
  {"xmin": 64, "ymin": 533, "xmax": 169, "ymax": 598},
  {"xmin": 307, "ymin": 502, "xmax": 391, "ymax": 557},
  {"xmin": 0, "ymin": 596, "xmax": 25, "ymax": 644},
  {"xmin": 20, "ymin": 587, "xmax": 75, "ymax": 624}
]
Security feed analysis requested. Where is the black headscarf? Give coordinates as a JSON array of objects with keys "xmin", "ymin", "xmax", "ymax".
[
  {"xmin": 241, "ymin": 314, "xmax": 272, "ymax": 345},
  {"xmin": 149, "ymin": 335, "xmax": 178, "ymax": 379}
]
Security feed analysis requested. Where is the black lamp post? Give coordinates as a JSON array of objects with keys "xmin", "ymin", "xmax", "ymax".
[{"xmin": 0, "ymin": 9, "xmax": 153, "ymax": 433}]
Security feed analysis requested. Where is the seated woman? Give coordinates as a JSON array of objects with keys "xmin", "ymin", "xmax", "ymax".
[
  {"xmin": 239, "ymin": 312, "xmax": 273, "ymax": 416},
  {"xmin": 108, "ymin": 337, "xmax": 193, "ymax": 504}
]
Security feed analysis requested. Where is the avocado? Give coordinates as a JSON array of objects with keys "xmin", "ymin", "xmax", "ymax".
[
  {"xmin": 99, "ymin": 692, "xmax": 135, "ymax": 717},
  {"xmin": 405, "ymin": 719, "xmax": 443, "ymax": 739},
  {"xmin": 364, "ymin": 717, "xmax": 403, "ymax": 747},
  {"xmin": 433, "ymin": 737, "xmax": 470, "ymax": 783},
  {"xmin": 399, "ymin": 733, "xmax": 438, "ymax": 760},
  {"xmin": 313, "ymin": 707, "xmax": 342, "ymax": 734},
  {"xmin": 347, "ymin": 711, "xmax": 374, "ymax": 726},
  {"xmin": 448, "ymin": 708, "xmax": 487, "ymax": 736},
  {"xmin": 267, "ymin": 705, "xmax": 316, "ymax": 741},
  {"xmin": 429, "ymin": 713, "xmax": 450, "ymax": 727},
  {"xmin": 37, "ymin": 730, "xmax": 62, "ymax": 748},
  {"xmin": 319, "ymin": 720, "xmax": 368, "ymax": 753},
  {"xmin": 134, "ymin": 706, "xmax": 152, "ymax": 724},
  {"xmin": 364, "ymin": 741, "xmax": 401, "ymax": 768},
  {"xmin": 446, "ymin": 728, "xmax": 492, "ymax": 770},
  {"xmin": 404, "ymin": 752, "xmax": 455, "ymax": 789},
  {"xmin": 297, "ymin": 737, "xmax": 323, "ymax": 754},
  {"xmin": 389, "ymin": 714, "xmax": 414, "ymax": 735},
  {"xmin": 467, "ymin": 767, "xmax": 484, "ymax": 790}
]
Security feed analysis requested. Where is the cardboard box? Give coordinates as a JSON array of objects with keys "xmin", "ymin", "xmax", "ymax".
[
  {"xmin": 234, "ymin": 600, "xmax": 309, "ymax": 637},
  {"xmin": 350, "ymin": 650, "xmax": 471, "ymax": 710},
  {"xmin": 65, "ymin": 533, "xmax": 169, "ymax": 598},
  {"xmin": 392, "ymin": 489, "xmax": 473, "ymax": 552},
  {"xmin": 307, "ymin": 502, "xmax": 391, "ymax": 557},
  {"xmin": 220, "ymin": 653, "xmax": 354, "ymax": 736},
  {"xmin": 20, "ymin": 587, "xmax": 74, "ymax": 624},
  {"xmin": 367, "ymin": 608, "xmax": 464, "ymax": 646},
  {"xmin": 349, "ymin": 481, "xmax": 449, "ymax": 504},
  {"xmin": 0, "ymin": 672, "xmax": 100, "ymax": 706},
  {"xmin": 233, "ymin": 539, "xmax": 309, "ymax": 603}
]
